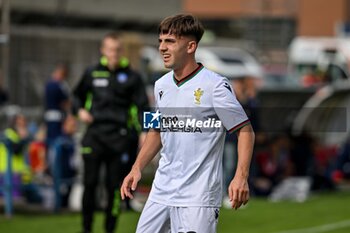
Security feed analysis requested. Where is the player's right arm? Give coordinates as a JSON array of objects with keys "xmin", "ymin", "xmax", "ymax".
[{"xmin": 121, "ymin": 129, "xmax": 162, "ymax": 200}]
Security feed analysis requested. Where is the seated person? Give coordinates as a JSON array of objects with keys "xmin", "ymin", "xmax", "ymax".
[{"xmin": 0, "ymin": 113, "xmax": 42, "ymax": 203}]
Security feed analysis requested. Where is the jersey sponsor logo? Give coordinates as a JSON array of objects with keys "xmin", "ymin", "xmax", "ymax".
[
  {"xmin": 93, "ymin": 78, "xmax": 109, "ymax": 87},
  {"xmin": 143, "ymin": 109, "xmax": 222, "ymax": 132},
  {"xmin": 223, "ymin": 82, "xmax": 232, "ymax": 93},
  {"xmin": 194, "ymin": 88, "xmax": 203, "ymax": 105},
  {"xmin": 116, "ymin": 73, "xmax": 128, "ymax": 83},
  {"xmin": 146, "ymin": 115, "xmax": 221, "ymax": 132},
  {"xmin": 161, "ymin": 116, "xmax": 203, "ymax": 133},
  {"xmin": 161, "ymin": 116, "xmax": 221, "ymax": 133},
  {"xmin": 143, "ymin": 110, "xmax": 161, "ymax": 129}
]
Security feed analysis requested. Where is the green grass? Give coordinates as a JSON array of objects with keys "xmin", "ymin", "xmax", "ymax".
[
  {"xmin": 218, "ymin": 191, "xmax": 350, "ymax": 233},
  {"xmin": 1, "ymin": 191, "xmax": 349, "ymax": 233}
]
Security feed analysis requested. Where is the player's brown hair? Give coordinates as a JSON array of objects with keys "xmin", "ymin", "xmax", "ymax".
[{"xmin": 158, "ymin": 14, "xmax": 204, "ymax": 43}]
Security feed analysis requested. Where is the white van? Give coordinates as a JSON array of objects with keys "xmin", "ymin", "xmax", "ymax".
[
  {"xmin": 288, "ymin": 37, "xmax": 349, "ymax": 85},
  {"xmin": 140, "ymin": 45, "xmax": 263, "ymax": 84},
  {"xmin": 195, "ymin": 46, "xmax": 263, "ymax": 79}
]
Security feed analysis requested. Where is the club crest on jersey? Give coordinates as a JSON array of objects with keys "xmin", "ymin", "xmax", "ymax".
[
  {"xmin": 194, "ymin": 88, "xmax": 203, "ymax": 105},
  {"xmin": 116, "ymin": 73, "xmax": 128, "ymax": 83}
]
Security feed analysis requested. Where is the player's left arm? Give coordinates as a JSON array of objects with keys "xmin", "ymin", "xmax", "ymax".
[{"xmin": 229, "ymin": 123, "xmax": 255, "ymax": 210}]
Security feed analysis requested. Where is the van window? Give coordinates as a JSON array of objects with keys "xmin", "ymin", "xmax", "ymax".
[{"xmin": 217, "ymin": 56, "xmax": 244, "ymax": 65}]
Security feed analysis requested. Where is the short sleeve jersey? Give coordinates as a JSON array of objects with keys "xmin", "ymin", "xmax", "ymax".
[{"xmin": 149, "ymin": 64, "xmax": 250, "ymax": 207}]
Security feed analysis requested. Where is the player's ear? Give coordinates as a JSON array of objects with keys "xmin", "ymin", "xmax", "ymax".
[{"xmin": 187, "ymin": 40, "xmax": 197, "ymax": 54}]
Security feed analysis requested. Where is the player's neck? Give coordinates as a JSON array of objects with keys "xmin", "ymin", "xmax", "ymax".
[{"xmin": 174, "ymin": 61, "xmax": 199, "ymax": 82}]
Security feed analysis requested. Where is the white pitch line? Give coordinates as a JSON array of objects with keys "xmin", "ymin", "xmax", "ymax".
[{"xmin": 273, "ymin": 219, "xmax": 350, "ymax": 233}]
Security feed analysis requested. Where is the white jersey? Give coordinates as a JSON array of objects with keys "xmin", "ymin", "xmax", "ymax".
[{"xmin": 149, "ymin": 64, "xmax": 250, "ymax": 207}]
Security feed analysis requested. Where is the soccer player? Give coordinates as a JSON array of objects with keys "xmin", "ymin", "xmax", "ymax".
[{"xmin": 121, "ymin": 14, "xmax": 255, "ymax": 233}]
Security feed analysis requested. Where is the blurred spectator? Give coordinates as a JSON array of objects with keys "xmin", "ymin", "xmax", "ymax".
[
  {"xmin": 239, "ymin": 77, "xmax": 260, "ymax": 130},
  {"xmin": 44, "ymin": 63, "xmax": 70, "ymax": 148},
  {"xmin": 28, "ymin": 125, "xmax": 48, "ymax": 176},
  {"xmin": 0, "ymin": 113, "xmax": 42, "ymax": 203},
  {"xmin": 301, "ymin": 70, "xmax": 323, "ymax": 88},
  {"xmin": 251, "ymin": 134, "xmax": 292, "ymax": 196},
  {"xmin": 332, "ymin": 136, "xmax": 350, "ymax": 185},
  {"xmin": 72, "ymin": 32, "xmax": 148, "ymax": 233},
  {"xmin": 222, "ymin": 77, "xmax": 260, "ymax": 206},
  {"xmin": 50, "ymin": 115, "xmax": 77, "ymax": 209},
  {"xmin": 289, "ymin": 132, "xmax": 315, "ymax": 177},
  {"xmin": 312, "ymin": 142, "xmax": 338, "ymax": 190}
]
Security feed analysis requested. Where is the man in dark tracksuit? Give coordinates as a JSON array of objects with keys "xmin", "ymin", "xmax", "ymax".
[{"xmin": 72, "ymin": 32, "xmax": 148, "ymax": 233}]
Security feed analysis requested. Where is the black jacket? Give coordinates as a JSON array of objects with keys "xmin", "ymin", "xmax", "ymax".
[{"xmin": 73, "ymin": 60, "xmax": 148, "ymax": 134}]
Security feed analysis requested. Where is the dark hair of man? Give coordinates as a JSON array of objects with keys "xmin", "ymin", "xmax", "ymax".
[
  {"xmin": 102, "ymin": 31, "xmax": 121, "ymax": 43},
  {"xmin": 158, "ymin": 14, "xmax": 204, "ymax": 43}
]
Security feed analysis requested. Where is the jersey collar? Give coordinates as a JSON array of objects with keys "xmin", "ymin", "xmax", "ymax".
[{"xmin": 173, "ymin": 63, "xmax": 204, "ymax": 87}]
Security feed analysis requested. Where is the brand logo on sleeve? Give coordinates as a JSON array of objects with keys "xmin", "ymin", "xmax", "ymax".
[{"xmin": 223, "ymin": 82, "xmax": 232, "ymax": 93}]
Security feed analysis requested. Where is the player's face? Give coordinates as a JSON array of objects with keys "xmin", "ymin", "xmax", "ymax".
[
  {"xmin": 158, "ymin": 33, "xmax": 192, "ymax": 70},
  {"xmin": 101, "ymin": 37, "xmax": 123, "ymax": 68}
]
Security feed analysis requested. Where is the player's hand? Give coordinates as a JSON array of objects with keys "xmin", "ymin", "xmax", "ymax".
[
  {"xmin": 78, "ymin": 109, "xmax": 94, "ymax": 124},
  {"xmin": 121, "ymin": 168, "xmax": 141, "ymax": 200},
  {"xmin": 228, "ymin": 176, "xmax": 250, "ymax": 210}
]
